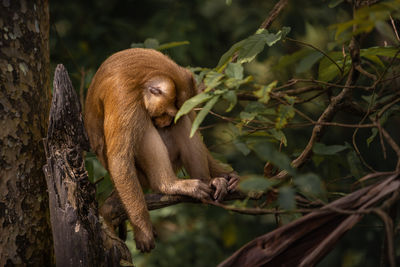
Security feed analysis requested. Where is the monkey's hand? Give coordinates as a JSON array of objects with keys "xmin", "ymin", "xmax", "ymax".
[
  {"xmin": 210, "ymin": 177, "xmax": 228, "ymax": 201},
  {"xmin": 172, "ymin": 179, "xmax": 212, "ymax": 200},
  {"xmin": 223, "ymin": 171, "xmax": 240, "ymax": 192},
  {"xmin": 134, "ymin": 227, "xmax": 156, "ymax": 253}
]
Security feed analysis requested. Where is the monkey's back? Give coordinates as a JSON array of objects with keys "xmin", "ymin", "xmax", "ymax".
[{"xmin": 84, "ymin": 48, "xmax": 195, "ymax": 169}]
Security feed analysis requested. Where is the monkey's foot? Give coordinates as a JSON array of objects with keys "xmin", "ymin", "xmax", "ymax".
[
  {"xmin": 134, "ymin": 227, "xmax": 155, "ymax": 253},
  {"xmin": 210, "ymin": 177, "xmax": 228, "ymax": 201}
]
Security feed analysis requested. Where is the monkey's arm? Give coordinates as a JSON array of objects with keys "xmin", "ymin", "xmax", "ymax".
[
  {"xmin": 174, "ymin": 115, "xmax": 237, "ymax": 199},
  {"xmin": 103, "ymin": 112, "xmax": 155, "ymax": 253},
  {"xmin": 136, "ymin": 124, "xmax": 211, "ymax": 199}
]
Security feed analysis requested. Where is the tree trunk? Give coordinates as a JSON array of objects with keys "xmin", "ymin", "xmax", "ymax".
[
  {"xmin": 43, "ymin": 64, "xmax": 132, "ymax": 267},
  {"xmin": 0, "ymin": 0, "xmax": 53, "ymax": 265}
]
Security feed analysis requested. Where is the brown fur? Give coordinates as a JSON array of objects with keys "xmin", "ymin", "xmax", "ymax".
[{"xmin": 85, "ymin": 48, "xmax": 238, "ymax": 252}]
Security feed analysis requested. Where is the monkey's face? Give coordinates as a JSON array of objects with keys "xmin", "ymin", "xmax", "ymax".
[{"xmin": 143, "ymin": 76, "xmax": 178, "ymax": 128}]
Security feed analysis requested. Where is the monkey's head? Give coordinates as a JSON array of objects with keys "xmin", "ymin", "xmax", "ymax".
[
  {"xmin": 143, "ymin": 75, "xmax": 178, "ymax": 128},
  {"xmin": 143, "ymin": 68, "xmax": 197, "ymax": 128}
]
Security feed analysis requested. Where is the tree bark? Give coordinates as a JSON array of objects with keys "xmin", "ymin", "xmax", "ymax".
[
  {"xmin": 0, "ymin": 0, "xmax": 53, "ymax": 265},
  {"xmin": 43, "ymin": 64, "xmax": 132, "ymax": 267}
]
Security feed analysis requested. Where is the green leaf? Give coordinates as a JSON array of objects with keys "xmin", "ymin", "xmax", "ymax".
[
  {"xmin": 362, "ymin": 55, "xmax": 384, "ymax": 67},
  {"xmin": 158, "ymin": 41, "xmax": 190, "ymax": 50},
  {"xmin": 234, "ymin": 140, "xmax": 251, "ymax": 156},
  {"xmin": 279, "ymin": 26, "xmax": 291, "ymax": 38},
  {"xmin": 225, "ymin": 63, "xmax": 244, "ymax": 79},
  {"xmin": 375, "ymin": 21, "xmax": 398, "ymax": 44},
  {"xmin": 240, "ymin": 111, "xmax": 257, "ymax": 122},
  {"xmin": 346, "ymin": 149, "xmax": 365, "ymax": 179},
  {"xmin": 237, "ymin": 31, "xmax": 269, "ymax": 64},
  {"xmin": 275, "ymin": 104, "xmax": 295, "ymax": 129},
  {"xmin": 254, "ymin": 81, "xmax": 277, "ymax": 104},
  {"xmin": 248, "ymin": 141, "xmax": 296, "ymax": 176},
  {"xmin": 361, "ymin": 46, "xmax": 400, "ymax": 58},
  {"xmin": 312, "ymin": 142, "xmax": 348, "ymax": 155},
  {"xmin": 239, "ymin": 176, "xmax": 277, "ymax": 193},
  {"xmin": 332, "ymin": 20, "xmax": 355, "ymax": 40},
  {"xmin": 204, "ymin": 71, "xmax": 224, "ymax": 92},
  {"xmin": 255, "ymin": 114, "xmax": 274, "ymax": 124},
  {"xmin": 295, "ymin": 51, "xmax": 324, "ymax": 74},
  {"xmin": 143, "ymin": 38, "xmax": 160, "ymax": 49},
  {"xmin": 175, "ymin": 92, "xmax": 212, "ymax": 123},
  {"xmin": 277, "ymin": 49, "xmax": 311, "ymax": 70},
  {"xmin": 366, "ymin": 128, "xmax": 378, "ymax": 147},
  {"xmin": 244, "ymin": 102, "xmax": 267, "ymax": 113},
  {"xmin": 190, "ymin": 96, "xmax": 220, "ymax": 137},
  {"xmin": 269, "ymin": 129, "xmax": 287, "ymax": 146},
  {"xmin": 312, "ymin": 155, "xmax": 325, "ymax": 167},
  {"xmin": 85, "ymin": 153, "xmax": 108, "ymax": 182},
  {"xmin": 318, "ymin": 51, "xmax": 349, "ymax": 82},
  {"xmin": 294, "ymin": 173, "xmax": 324, "ymax": 197},
  {"xmin": 216, "ymin": 40, "xmax": 246, "ymax": 69},
  {"xmin": 224, "ymin": 76, "xmax": 252, "ymax": 89},
  {"xmin": 217, "ymin": 27, "xmax": 290, "ymax": 69},
  {"xmin": 265, "ymin": 27, "xmax": 290, "ymax": 46},
  {"xmin": 223, "ymin": 90, "xmax": 237, "ymax": 112},
  {"xmin": 278, "ymin": 186, "xmax": 296, "ymax": 210}
]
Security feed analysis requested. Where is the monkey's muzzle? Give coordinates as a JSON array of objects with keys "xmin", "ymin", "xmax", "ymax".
[{"xmin": 153, "ymin": 114, "xmax": 174, "ymax": 128}]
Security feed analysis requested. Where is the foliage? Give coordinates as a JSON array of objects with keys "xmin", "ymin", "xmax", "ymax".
[{"xmin": 51, "ymin": 0, "xmax": 400, "ymax": 266}]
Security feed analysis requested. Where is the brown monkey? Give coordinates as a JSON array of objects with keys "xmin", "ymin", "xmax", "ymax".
[{"xmin": 85, "ymin": 48, "xmax": 239, "ymax": 252}]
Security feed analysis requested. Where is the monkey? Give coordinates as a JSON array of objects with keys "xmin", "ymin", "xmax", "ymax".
[{"xmin": 84, "ymin": 48, "xmax": 239, "ymax": 252}]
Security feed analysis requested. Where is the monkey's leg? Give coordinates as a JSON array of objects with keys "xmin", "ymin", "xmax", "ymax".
[
  {"xmin": 104, "ymin": 118, "xmax": 155, "ymax": 253},
  {"xmin": 170, "ymin": 115, "xmax": 230, "ymax": 201},
  {"xmin": 137, "ymin": 124, "xmax": 212, "ymax": 199},
  {"xmin": 186, "ymin": 112, "xmax": 239, "ymax": 191}
]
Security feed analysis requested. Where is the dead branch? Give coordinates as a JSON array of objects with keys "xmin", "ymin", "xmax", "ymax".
[
  {"xmin": 43, "ymin": 64, "xmax": 131, "ymax": 267},
  {"xmin": 218, "ymin": 173, "xmax": 400, "ymax": 267}
]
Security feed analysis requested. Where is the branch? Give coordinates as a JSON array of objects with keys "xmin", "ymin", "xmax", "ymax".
[
  {"xmin": 100, "ymin": 190, "xmax": 263, "ymax": 228},
  {"xmin": 269, "ymin": 38, "xmax": 361, "ymax": 180},
  {"xmin": 259, "ymin": 0, "xmax": 288, "ymax": 30}
]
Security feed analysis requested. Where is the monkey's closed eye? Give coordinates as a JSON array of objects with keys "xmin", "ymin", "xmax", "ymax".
[{"xmin": 149, "ymin": 86, "xmax": 162, "ymax": 95}]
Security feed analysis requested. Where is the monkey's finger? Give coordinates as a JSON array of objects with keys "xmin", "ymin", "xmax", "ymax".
[
  {"xmin": 199, "ymin": 182, "xmax": 213, "ymax": 194},
  {"xmin": 199, "ymin": 189, "xmax": 212, "ymax": 200},
  {"xmin": 216, "ymin": 187, "xmax": 228, "ymax": 201},
  {"xmin": 228, "ymin": 178, "xmax": 239, "ymax": 192},
  {"xmin": 214, "ymin": 187, "xmax": 222, "ymax": 200}
]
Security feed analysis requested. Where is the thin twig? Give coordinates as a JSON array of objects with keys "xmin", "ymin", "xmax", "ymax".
[
  {"xmin": 375, "ymin": 118, "xmax": 387, "ymax": 160},
  {"xmin": 390, "ymin": 15, "xmax": 400, "ymax": 42},
  {"xmin": 286, "ymin": 37, "xmax": 344, "ymax": 75},
  {"xmin": 378, "ymin": 97, "xmax": 400, "ymax": 118},
  {"xmin": 355, "ymin": 65, "xmax": 377, "ymax": 80},
  {"xmin": 380, "ymin": 127, "xmax": 400, "ymax": 170}
]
